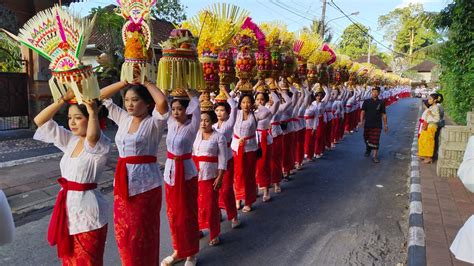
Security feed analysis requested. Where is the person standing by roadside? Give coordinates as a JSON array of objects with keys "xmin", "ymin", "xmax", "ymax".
[
  {"xmin": 418, "ymin": 93, "xmax": 441, "ymax": 164},
  {"xmin": 360, "ymin": 87, "xmax": 388, "ymax": 163}
]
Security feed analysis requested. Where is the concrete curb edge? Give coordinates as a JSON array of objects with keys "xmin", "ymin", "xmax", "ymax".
[{"xmin": 407, "ymin": 104, "xmax": 426, "ymax": 266}]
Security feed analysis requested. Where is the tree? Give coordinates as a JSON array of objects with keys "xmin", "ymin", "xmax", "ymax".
[
  {"xmin": 378, "ymin": 51, "xmax": 393, "ymax": 66},
  {"xmin": 89, "ymin": 7, "xmax": 125, "ymax": 80},
  {"xmin": 434, "ymin": 0, "xmax": 474, "ymax": 124},
  {"xmin": 337, "ymin": 23, "xmax": 377, "ymax": 60},
  {"xmin": 0, "ymin": 32, "xmax": 23, "ymax": 72},
  {"xmin": 309, "ymin": 19, "xmax": 333, "ymax": 43},
  {"xmin": 378, "ymin": 3, "xmax": 440, "ymax": 58},
  {"xmin": 152, "ymin": 0, "xmax": 187, "ymax": 24}
]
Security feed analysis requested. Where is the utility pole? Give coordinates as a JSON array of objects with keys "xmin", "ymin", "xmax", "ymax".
[
  {"xmin": 367, "ymin": 27, "xmax": 371, "ymax": 64},
  {"xmin": 319, "ymin": 0, "xmax": 327, "ymax": 39}
]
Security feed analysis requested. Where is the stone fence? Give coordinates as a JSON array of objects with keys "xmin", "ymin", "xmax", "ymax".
[{"xmin": 437, "ymin": 109, "xmax": 474, "ymax": 177}]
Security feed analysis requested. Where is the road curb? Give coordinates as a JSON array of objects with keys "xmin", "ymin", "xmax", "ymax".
[
  {"xmin": 407, "ymin": 104, "xmax": 426, "ymax": 266},
  {"xmin": 0, "ymin": 152, "xmax": 63, "ymax": 168}
]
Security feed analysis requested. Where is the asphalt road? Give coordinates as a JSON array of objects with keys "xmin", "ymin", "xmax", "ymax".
[{"xmin": 0, "ymin": 98, "xmax": 420, "ymax": 266}]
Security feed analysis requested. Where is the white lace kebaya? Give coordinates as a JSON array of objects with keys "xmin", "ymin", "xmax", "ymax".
[{"xmin": 34, "ymin": 120, "xmax": 110, "ymax": 235}]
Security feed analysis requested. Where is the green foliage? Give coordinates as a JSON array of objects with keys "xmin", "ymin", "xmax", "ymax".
[
  {"xmin": 152, "ymin": 0, "xmax": 187, "ymax": 24},
  {"xmin": 309, "ymin": 19, "xmax": 333, "ymax": 43},
  {"xmin": 378, "ymin": 3, "xmax": 441, "ymax": 56},
  {"xmin": 338, "ymin": 23, "xmax": 377, "ymax": 60},
  {"xmin": 435, "ymin": 0, "xmax": 474, "ymax": 124},
  {"xmin": 377, "ymin": 52, "xmax": 393, "ymax": 66},
  {"xmin": 90, "ymin": 7, "xmax": 125, "ymax": 80},
  {"xmin": 0, "ymin": 32, "xmax": 23, "ymax": 72},
  {"xmin": 402, "ymin": 69, "xmax": 422, "ymax": 81}
]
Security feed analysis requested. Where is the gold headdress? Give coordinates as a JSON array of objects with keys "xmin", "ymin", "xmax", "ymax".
[
  {"xmin": 3, "ymin": 5, "xmax": 98, "ymax": 104},
  {"xmin": 117, "ymin": 0, "xmax": 156, "ymax": 84}
]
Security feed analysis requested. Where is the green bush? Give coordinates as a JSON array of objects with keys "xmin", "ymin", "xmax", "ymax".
[{"xmin": 436, "ymin": 0, "xmax": 474, "ymax": 124}]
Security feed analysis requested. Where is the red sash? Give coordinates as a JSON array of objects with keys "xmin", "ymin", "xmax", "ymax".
[
  {"xmin": 193, "ymin": 155, "xmax": 218, "ymax": 172},
  {"xmin": 115, "ymin": 155, "xmax": 157, "ymax": 198},
  {"xmin": 48, "ymin": 177, "xmax": 97, "ymax": 258},
  {"xmin": 418, "ymin": 118, "xmax": 425, "ymax": 138},
  {"xmin": 304, "ymin": 115, "xmax": 315, "ymax": 120},
  {"xmin": 233, "ymin": 134, "xmax": 256, "ymax": 178},
  {"xmin": 167, "ymin": 152, "xmax": 193, "ymax": 186}
]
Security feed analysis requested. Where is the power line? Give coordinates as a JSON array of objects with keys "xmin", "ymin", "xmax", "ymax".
[
  {"xmin": 268, "ymin": 0, "xmax": 345, "ymax": 37},
  {"xmin": 289, "ymin": 0, "xmax": 316, "ymax": 15},
  {"xmin": 269, "ymin": 0, "xmax": 315, "ymax": 22},
  {"xmin": 328, "ymin": 0, "xmax": 407, "ymax": 57},
  {"xmin": 255, "ymin": 0, "xmax": 311, "ymax": 27},
  {"xmin": 276, "ymin": 0, "xmax": 317, "ymax": 17}
]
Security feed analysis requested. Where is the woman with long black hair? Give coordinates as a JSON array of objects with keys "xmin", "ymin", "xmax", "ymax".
[
  {"xmin": 100, "ymin": 80, "xmax": 168, "ymax": 266},
  {"xmin": 34, "ymin": 89, "xmax": 110, "ymax": 265},
  {"xmin": 254, "ymin": 81, "xmax": 280, "ymax": 202},
  {"xmin": 232, "ymin": 87, "xmax": 271, "ymax": 213}
]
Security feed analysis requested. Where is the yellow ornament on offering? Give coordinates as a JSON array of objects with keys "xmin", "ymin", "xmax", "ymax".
[
  {"xmin": 157, "ymin": 28, "xmax": 204, "ymax": 98},
  {"xmin": 183, "ymin": 3, "xmax": 249, "ymax": 92},
  {"xmin": 124, "ymin": 31, "xmax": 148, "ymax": 59}
]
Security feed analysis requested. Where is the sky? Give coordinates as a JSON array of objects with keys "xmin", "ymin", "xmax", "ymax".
[{"xmin": 70, "ymin": 0, "xmax": 452, "ymax": 52}]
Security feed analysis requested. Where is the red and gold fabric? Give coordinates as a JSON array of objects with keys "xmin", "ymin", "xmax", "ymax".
[
  {"xmin": 61, "ymin": 225, "xmax": 108, "ymax": 266},
  {"xmin": 165, "ymin": 152, "xmax": 199, "ymax": 258},
  {"xmin": 193, "ymin": 155, "xmax": 221, "ymax": 240},
  {"xmin": 233, "ymin": 150, "xmax": 258, "ymax": 206},
  {"xmin": 197, "ymin": 179, "xmax": 221, "ymax": 240},
  {"xmin": 114, "ymin": 187, "xmax": 161, "ymax": 266},
  {"xmin": 304, "ymin": 129, "xmax": 315, "ymax": 159},
  {"xmin": 282, "ymin": 132, "xmax": 294, "ymax": 173},
  {"xmin": 295, "ymin": 129, "xmax": 305, "ymax": 165},
  {"xmin": 325, "ymin": 119, "xmax": 332, "ymax": 148},
  {"xmin": 256, "ymin": 129, "xmax": 272, "ymax": 188},
  {"xmin": 314, "ymin": 116, "xmax": 326, "ymax": 155},
  {"xmin": 218, "ymin": 159, "xmax": 237, "ymax": 220},
  {"xmin": 271, "ymin": 135, "xmax": 283, "ymax": 184}
]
